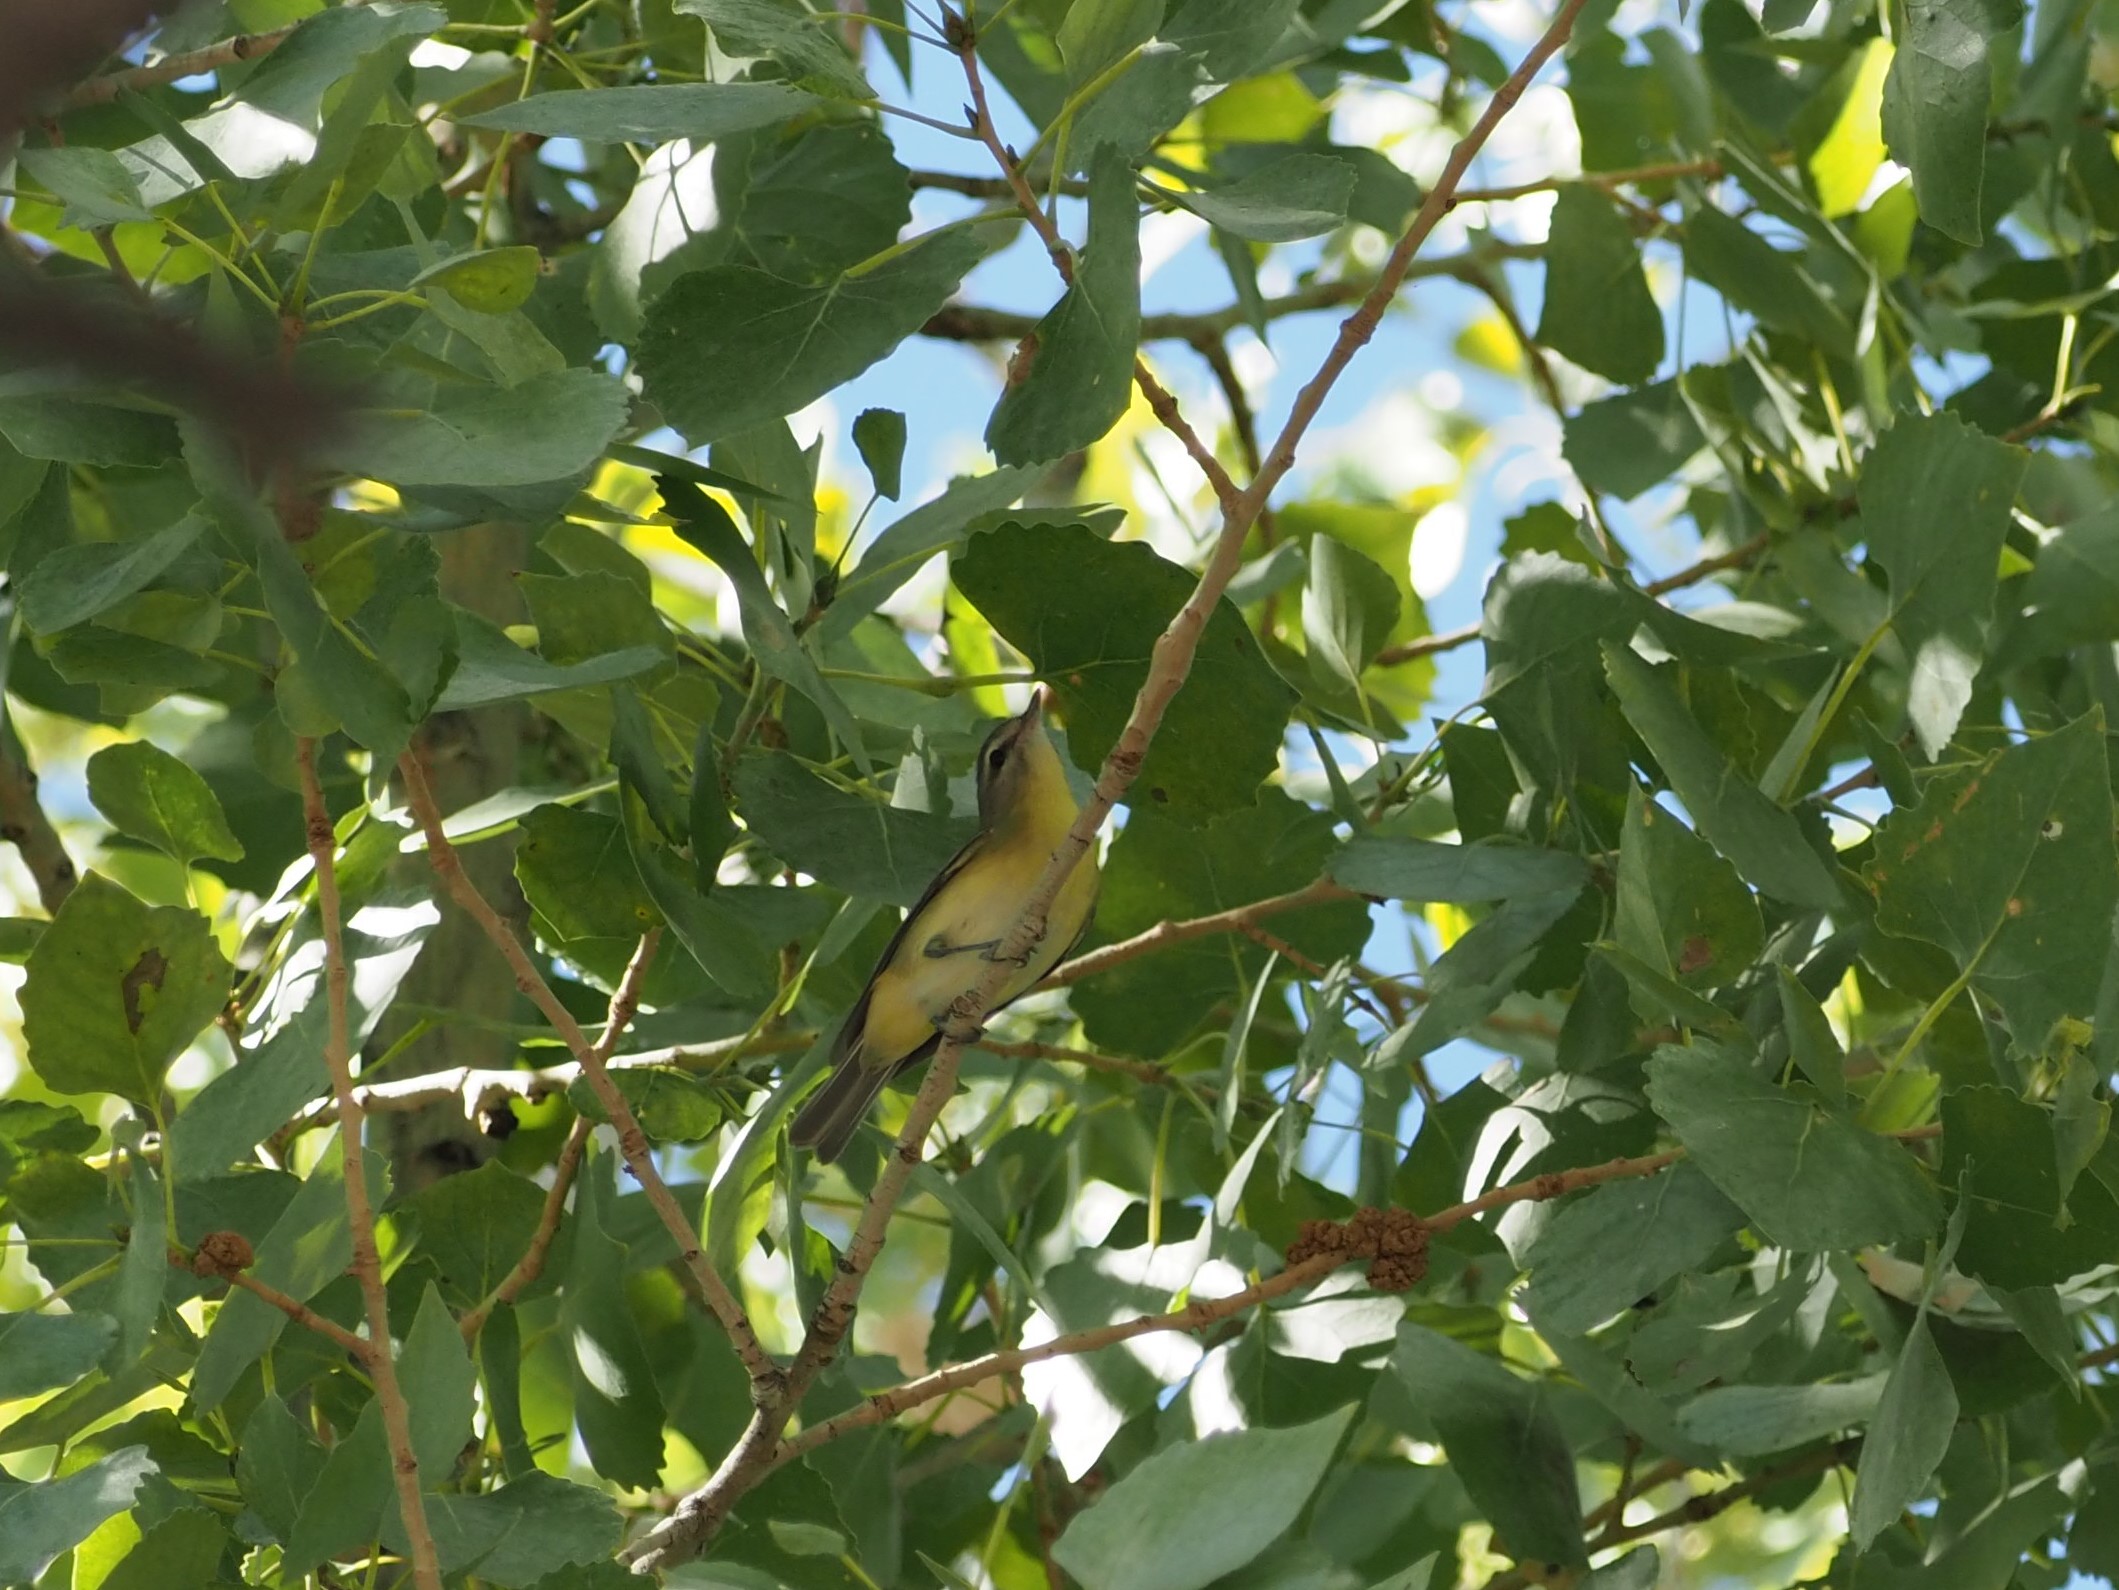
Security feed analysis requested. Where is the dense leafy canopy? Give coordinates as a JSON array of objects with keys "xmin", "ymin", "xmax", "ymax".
[{"xmin": 2, "ymin": 0, "xmax": 2119, "ymax": 1588}]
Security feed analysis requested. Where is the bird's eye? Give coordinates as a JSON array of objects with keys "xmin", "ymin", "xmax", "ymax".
[{"xmin": 986, "ymin": 744, "xmax": 1008, "ymax": 774}]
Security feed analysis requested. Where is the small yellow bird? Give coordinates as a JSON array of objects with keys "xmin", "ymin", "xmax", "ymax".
[{"xmin": 790, "ymin": 687, "xmax": 1100, "ymax": 1163}]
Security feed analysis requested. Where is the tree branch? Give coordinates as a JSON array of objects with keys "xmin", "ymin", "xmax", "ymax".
[
  {"xmin": 298, "ymin": 740, "xmax": 443, "ymax": 1590},
  {"xmin": 397, "ymin": 751, "xmax": 782, "ymax": 1393},
  {"xmin": 209, "ymin": 1264, "xmax": 372, "ymax": 1363},
  {"xmin": 950, "ymin": 31, "xmax": 1241, "ymax": 514},
  {"xmin": 1041, "ymin": 877, "xmax": 1357, "ymax": 988},
  {"xmin": 1371, "ymin": 528, "xmax": 1778, "ymax": 669},
  {"xmin": 629, "ymin": 1, "xmax": 1597, "ymax": 1566},
  {"xmin": 61, "ymin": 21, "xmax": 299, "ymax": 109},
  {"xmin": 775, "ymin": 1148, "xmax": 1689, "ymax": 1466},
  {"xmin": 0, "ymin": 714, "xmax": 76, "ymax": 913}
]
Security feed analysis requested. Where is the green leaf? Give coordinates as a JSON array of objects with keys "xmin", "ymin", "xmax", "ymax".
[
  {"xmin": 954, "ymin": 521, "xmax": 1292, "ymax": 814},
  {"xmin": 1601, "ymin": 642, "xmax": 1841, "ymax": 909},
  {"xmin": 1535, "ymin": 186, "xmax": 1663, "ymax": 386},
  {"xmin": 413, "ymin": 247, "xmax": 542, "ymax": 314},
  {"xmin": 1849, "ymin": 1314, "xmax": 1956, "ymax": 1547},
  {"xmin": 1860, "ymin": 412, "xmax": 2026, "ymax": 756},
  {"xmin": 407, "ymin": 1472, "xmax": 624, "ymax": 1587},
  {"xmin": 436, "ymin": 609, "xmax": 666, "ymax": 711},
  {"xmin": 569, "ymin": 1065, "xmax": 724, "ymax": 1142},
  {"xmin": 821, "ymin": 466, "xmax": 1038, "ymax": 642},
  {"xmin": 322, "ymin": 369, "xmax": 630, "ymax": 487},
  {"xmin": 1302, "ymin": 533, "xmax": 1399, "ymax": 707},
  {"xmin": 1051, "ymin": 1406, "xmax": 1355, "ymax": 1590},
  {"xmin": 412, "ymin": 1161, "xmax": 548, "ymax": 1305},
  {"xmin": 0, "ymin": 1447, "xmax": 157, "ymax": 1585},
  {"xmin": 85, "ymin": 741, "xmax": 245, "ymax": 867},
  {"xmin": 520, "ymin": 570, "xmax": 673, "ymax": 672},
  {"xmin": 1645, "ymin": 1041, "xmax": 1942, "ymax": 1250},
  {"xmin": 0, "ymin": 400, "xmax": 177, "ymax": 469},
  {"xmin": 461, "ymin": 82, "xmax": 822, "ymax": 140},
  {"xmin": 1776, "ymin": 966, "xmax": 1847, "ymax": 1105},
  {"xmin": 1562, "ymin": 381, "xmax": 1706, "ymax": 499},
  {"xmin": 639, "ymin": 231, "xmax": 987, "ymax": 446},
  {"xmin": 1674, "ymin": 1374, "xmax": 1885, "ymax": 1456},
  {"xmin": 1519, "ymin": 1163, "xmax": 1744, "ymax": 1336},
  {"xmin": 109, "ymin": 1158, "xmax": 165, "ymax": 1368},
  {"xmin": 1392, "ymin": 1325, "xmax": 1585, "ymax": 1566},
  {"xmin": 0, "ymin": 1311, "xmax": 120, "ymax": 1402},
  {"xmin": 1331, "ymin": 835, "xmax": 1589, "ymax": 903},
  {"xmin": 235, "ymin": 1398, "xmax": 328, "ymax": 1547},
  {"xmin": 17, "ymin": 147, "xmax": 155, "ymax": 227},
  {"xmin": 734, "ymin": 750, "xmax": 972, "ymax": 907},
  {"xmin": 1058, "ymin": 0, "xmax": 1163, "ymax": 85},
  {"xmin": 1068, "ymin": 0, "xmax": 1303, "ymax": 170},
  {"xmin": 1610, "ymin": 784, "xmax": 1762, "ymax": 1009},
  {"xmin": 675, "ymin": 0, "xmax": 873, "ymax": 97},
  {"xmin": 562, "ymin": 1153, "xmax": 666, "ymax": 1489},
  {"xmin": 190, "ymin": 1140, "xmax": 385, "ymax": 1411},
  {"xmin": 1940, "ymin": 1085, "xmax": 2119, "ymax": 1288},
  {"xmin": 1681, "ymin": 207, "xmax": 1850, "ymax": 355},
  {"xmin": 1163, "ymin": 154, "xmax": 1356, "ymax": 241},
  {"xmin": 17, "ymin": 512, "xmax": 206, "ymax": 636},
  {"xmin": 515, "ymin": 803, "xmax": 661, "ymax": 944},
  {"xmin": 1078, "ymin": 789, "xmax": 1370, "ymax": 1051},
  {"xmin": 1864, "ymin": 712, "xmax": 2116, "ymax": 1047},
  {"xmin": 400, "ymin": 1283, "xmax": 479, "ymax": 1478},
  {"xmin": 986, "ymin": 147, "xmax": 1142, "ymax": 466},
  {"xmin": 20, "ymin": 874, "xmax": 232, "ymax": 1105},
  {"xmin": 1880, "ymin": 0, "xmax": 2020, "ymax": 243},
  {"xmin": 660, "ymin": 479, "xmax": 870, "ymax": 769},
  {"xmin": 851, "ymin": 408, "xmax": 907, "ymax": 500}
]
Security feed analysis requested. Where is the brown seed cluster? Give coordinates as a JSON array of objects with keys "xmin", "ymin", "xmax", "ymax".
[
  {"xmin": 1285, "ymin": 1206, "xmax": 1429, "ymax": 1293},
  {"xmin": 189, "ymin": 1229, "xmax": 255, "ymax": 1277}
]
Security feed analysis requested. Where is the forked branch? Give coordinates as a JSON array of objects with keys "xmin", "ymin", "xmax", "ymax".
[{"xmin": 625, "ymin": 0, "xmax": 1599, "ymax": 1570}]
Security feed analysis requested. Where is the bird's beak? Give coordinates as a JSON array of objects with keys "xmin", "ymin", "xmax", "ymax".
[{"xmin": 1025, "ymin": 685, "xmax": 1051, "ymax": 723}]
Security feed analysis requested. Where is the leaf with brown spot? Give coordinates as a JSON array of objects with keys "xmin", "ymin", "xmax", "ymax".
[
  {"xmin": 119, "ymin": 947, "xmax": 168, "ymax": 1035},
  {"xmin": 1865, "ymin": 711, "xmax": 2116, "ymax": 1047},
  {"xmin": 20, "ymin": 873, "xmax": 231, "ymax": 1105}
]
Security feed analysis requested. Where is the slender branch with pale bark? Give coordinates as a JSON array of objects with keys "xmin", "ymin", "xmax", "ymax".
[
  {"xmin": 398, "ymin": 751, "xmax": 782, "ymax": 1393},
  {"xmin": 297, "ymin": 740, "xmax": 444, "ymax": 1590},
  {"xmin": 624, "ymin": 0, "xmax": 1598, "ymax": 1570},
  {"xmin": 773, "ymin": 1147, "xmax": 1686, "ymax": 1465},
  {"xmin": 61, "ymin": 22, "xmax": 299, "ymax": 108}
]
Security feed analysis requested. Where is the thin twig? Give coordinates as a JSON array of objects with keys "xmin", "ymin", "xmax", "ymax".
[
  {"xmin": 921, "ymin": 248, "xmax": 1535, "ymax": 348},
  {"xmin": 298, "ymin": 740, "xmax": 444, "ymax": 1590},
  {"xmin": 61, "ymin": 22, "xmax": 299, "ymax": 108},
  {"xmin": 951, "ymin": 35, "xmax": 1240, "ymax": 513},
  {"xmin": 1372, "ymin": 528, "xmax": 1777, "ymax": 669},
  {"xmin": 220, "ymin": 1267, "xmax": 372, "ymax": 1362},
  {"xmin": 1041, "ymin": 877, "xmax": 1357, "ymax": 988},
  {"xmin": 398, "ymin": 751, "xmax": 782, "ymax": 1391}
]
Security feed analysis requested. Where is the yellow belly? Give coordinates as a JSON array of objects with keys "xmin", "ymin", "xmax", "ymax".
[{"xmin": 861, "ymin": 838, "xmax": 1098, "ymax": 1066}]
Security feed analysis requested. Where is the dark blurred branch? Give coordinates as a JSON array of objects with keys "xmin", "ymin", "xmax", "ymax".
[
  {"xmin": 0, "ymin": 0, "xmax": 159, "ymax": 130},
  {"xmin": 61, "ymin": 22, "xmax": 299, "ymax": 109},
  {"xmin": 0, "ymin": 264, "xmax": 346, "ymax": 467},
  {"xmin": 0, "ymin": 714, "xmax": 77, "ymax": 913}
]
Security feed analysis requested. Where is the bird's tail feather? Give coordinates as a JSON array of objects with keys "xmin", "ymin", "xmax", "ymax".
[{"xmin": 789, "ymin": 1050, "xmax": 894, "ymax": 1165}]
